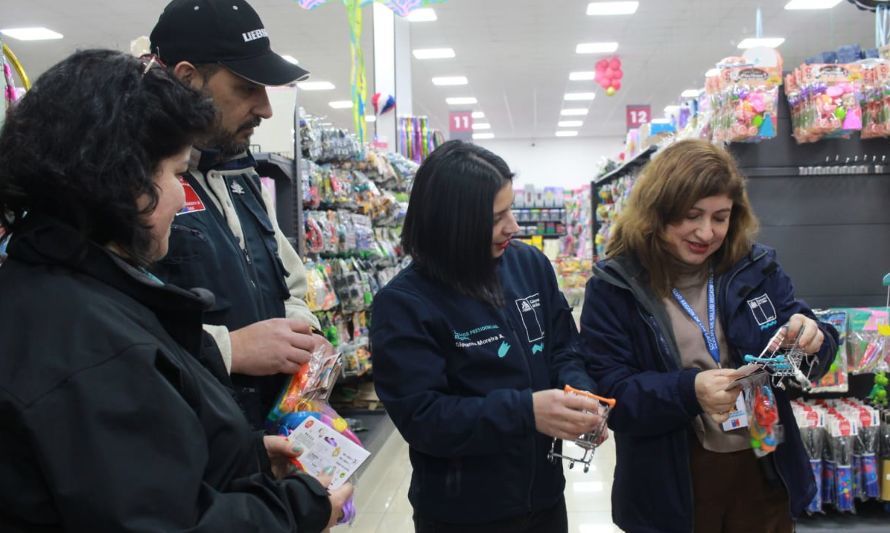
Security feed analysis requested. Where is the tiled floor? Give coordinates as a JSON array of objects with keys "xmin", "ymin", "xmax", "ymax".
[{"xmin": 342, "ymin": 429, "xmax": 619, "ymax": 532}]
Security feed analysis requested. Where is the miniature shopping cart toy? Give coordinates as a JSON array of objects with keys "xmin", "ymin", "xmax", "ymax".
[
  {"xmin": 546, "ymin": 385, "xmax": 616, "ymax": 473},
  {"xmin": 744, "ymin": 324, "xmax": 815, "ymax": 390}
]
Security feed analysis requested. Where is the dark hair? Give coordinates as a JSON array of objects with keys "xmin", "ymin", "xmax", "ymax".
[
  {"xmin": 0, "ymin": 49, "xmax": 215, "ymax": 264},
  {"xmin": 401, "ymin": 140, "xmax": 514, "ymax": 307},
  {"xmin": 606, "ymin": 139, "xmax": 759, "ymax": 296}
]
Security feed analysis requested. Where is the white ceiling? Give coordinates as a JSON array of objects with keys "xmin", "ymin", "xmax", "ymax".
[{"xmin": 1, "ymin": 0, "xmax": 878, "ymax": 140}]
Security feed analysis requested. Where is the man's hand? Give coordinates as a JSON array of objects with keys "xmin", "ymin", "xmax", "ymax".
[
  {"xmin": 532, "ymin": 389, "xmax": 605, "ymax": 441},
  {"xmin": 229, "ymin": 318, "xmax": 315, "ymax": 375}
]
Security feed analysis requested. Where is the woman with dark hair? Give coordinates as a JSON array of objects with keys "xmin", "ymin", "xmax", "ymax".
[
  {"xmin": 580, "ymin": 139, "xmax": 838, "ymax": 532},
  {"xmin": 0, "ymin": 49, "xmax": 349, "ymax": 531},
  {"xmin": 370, "ymin": 140, "xmax": 603, "ymax": 532}
]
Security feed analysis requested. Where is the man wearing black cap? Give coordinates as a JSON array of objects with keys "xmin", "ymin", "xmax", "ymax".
[{"xmin": 149, "ymin": 0, "xmax": 329, "ymax": 430}]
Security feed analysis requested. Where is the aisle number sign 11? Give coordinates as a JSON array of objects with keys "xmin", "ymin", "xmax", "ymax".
[
  {"xmin": 626, "ymin": 105, "xmax": 651, "ymax": 131},
  {"xmin": 449, "ymin": 111, "xmax": 473, "ymax": 140}
]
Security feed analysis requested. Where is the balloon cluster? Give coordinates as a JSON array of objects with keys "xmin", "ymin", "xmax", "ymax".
[
  {"xmin": 371, "ymin": 92, "xmax": 396, "ymax": 116},
  {"xmin": 595, "ymin": 57, "xmax": 623, "ymax": 96}
]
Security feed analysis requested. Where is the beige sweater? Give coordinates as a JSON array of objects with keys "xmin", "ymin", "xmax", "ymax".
[{"xmin": 663, "ymin": 270, "xmax": 749, "ymax": 453}]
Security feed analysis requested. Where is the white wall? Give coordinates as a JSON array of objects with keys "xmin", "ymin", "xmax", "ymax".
[
  {"xmin": 252, "ymin": 86, "xmax": 298, "ymax": 158},
  {"xmin": 475, "ymin": 137, "xmax": 625, "ymax": 190}
]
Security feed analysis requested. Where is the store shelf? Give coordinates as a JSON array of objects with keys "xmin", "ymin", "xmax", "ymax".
[{"xmin": 595, "ymin": 145, "xmax": 658, "ymax": 185}]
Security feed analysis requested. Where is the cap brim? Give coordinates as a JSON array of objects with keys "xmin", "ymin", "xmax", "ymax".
[{"xmin": 222, "ymin": 52, "xmax": 309, "ymax": 86}]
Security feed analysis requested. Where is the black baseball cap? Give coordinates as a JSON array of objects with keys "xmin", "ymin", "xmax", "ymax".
[{"xmin": 150, "ymin": 0, "xmax": 309, "ymax": 86}]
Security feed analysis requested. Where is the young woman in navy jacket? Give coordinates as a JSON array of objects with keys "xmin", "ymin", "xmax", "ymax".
[
  {"xmin": 371, "ymin": 140, "xmax": 604, "ymax": 532},
  {"xmin": 580, "ymin": 140, "xmax": 838, "ymax": 533}
]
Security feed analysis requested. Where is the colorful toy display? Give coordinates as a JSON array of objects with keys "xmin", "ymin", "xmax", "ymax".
[
  {"xmin": 860, "ymin": 60, "xmax": 890, "ymax": 139},
  {"xmin": 787, "ymin": 63, "xmax": 864, "ymax": 144},
  {"xmin": 707, "ymin": 55, "xmax": 782, "ymax": 144}
]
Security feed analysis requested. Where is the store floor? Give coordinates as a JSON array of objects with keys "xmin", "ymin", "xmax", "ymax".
[{"xmin": 346, "ymin": 429, "xmax": 618, "ymax": 532}]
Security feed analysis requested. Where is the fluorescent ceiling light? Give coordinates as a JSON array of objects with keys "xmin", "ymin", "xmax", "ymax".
[
  {"xmin": 576, "ymin": 42, "xmax": 619, "ymax": 54},
  {"xmin": 365, "ymin": 115, "xmax": 377, "ymax": 122},
  {"xmin": 570, "ymin": 71, "xmax": 597, "ymax": 81},
  {"xmin": 737, "ymin": 37, "xmax": 785, "ymax": 49},
  {"xmin": 664, "ymin": 105, "xmax": 680, "ymax": 114},
  {"xmin": 281, "ymin": 55, "xmax": 300, "ymax": 65},
  {"xmin": 565, "ymin": 92, "xmax": 597, "ymax": 101},
  {"xmin": 561, "ymin": 108, "xmax": 589, "ymax": 116},
  {"xmin": 406, "ymin": 8, "xmax": 438, "ymax": 21},
  {"xmin": 0, "ymin": 27, "xmax": 63, "ymax": 40},
  {"xmin": 586, "ymin": 1, "xmax": 639, "ymax": 16},
  {"xmin": 472, "ymin": 111, "xmax": 485, "ymax": 119},
  {"xmin": 558, "ymin": 120, "xmax": 584, "ymax": 127},
  {"xmin": 681, "ymin": 89, "xmax": 702, "ymax": 98},
  {"xmin": 413, "ymin": 48, "xmax": 455, "ymax": 59},
  {"xmin": 556, "ymin": 131, "xmax": 579, "ymax": 137},
  {"xmin": 705, "ymin": 68, "xmax": 721, "ymax": 77},
  {"xmin": 446, "ymin": 96, "xmax": 478, "ymax": 105},
  {"xmin": 297, "ymin": 81, "xmax": 335, "ymax": 91},
  {"xmin": 473, "ymin": 133, "xmax": 495, "ymax": 140},
  {"xmin": 328, "ymin": 100, "xmax": 353, "ymax": 109},
  {"xmin": 472, "ymin": 123, "xmax": 492, "ymax": 130},
  {"xmin": 784, "ymin": 0, "xmax": 842, "ymax": 9},
  {"xmin": 432, "ymin": 76, "xmax": 468, "ymax": 86}
]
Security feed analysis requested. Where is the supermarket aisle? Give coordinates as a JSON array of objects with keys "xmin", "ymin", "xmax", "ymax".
[{"xmin": 346, "ymin": 429, "xmax": 619, "ymax": 532}]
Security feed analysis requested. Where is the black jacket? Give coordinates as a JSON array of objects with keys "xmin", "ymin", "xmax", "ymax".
[
  {"xmin": 0, "ymin": 215, "xmax": 331, "ymax": 532},
  {"xmin": 370, "ymin": 242, "xmax": 594, "ymax": 524}
]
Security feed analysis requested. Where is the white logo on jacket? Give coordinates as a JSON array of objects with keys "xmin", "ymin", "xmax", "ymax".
[
  {"xmin": 514, "ymin": 294, "xmax": 544, "ymax": 342},
  {"xmin": 747, "ymin": 294, "xmax": 777, "ymax": 330}
]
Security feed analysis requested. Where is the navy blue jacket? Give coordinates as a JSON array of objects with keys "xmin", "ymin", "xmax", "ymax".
[
  {"xmin": 370, "ymin": 242, "xmax": 594, "ymax": 524},
  {"xmin": 580, "ymin": 244, "xmax": 838, "ymax": 533}
]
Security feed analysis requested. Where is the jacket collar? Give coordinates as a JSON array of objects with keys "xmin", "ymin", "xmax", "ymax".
[
  {"xmin": 192, "ymin": 147, "xmax": 257, "ymax": 173},
  {"xmin": 6, "ymin": 214, "xmax": 212, "ymax": 354}
]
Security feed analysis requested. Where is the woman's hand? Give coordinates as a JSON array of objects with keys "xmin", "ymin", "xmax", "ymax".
[
  {"xmin": 784, "ymin": 313, "xmax": 825, "ymax": 355},
  {"xmin": 263, "ymin": 435, "xmax": 301, "ymax": 479},
  {"xmin": 694, "ymin": 369, "xmax": 742, "ymax": 424},
  {"xmin": 532, "ymin": 389, "xmax": 605, "ymax": 441},
  {"xmin": 314, "ymin": 472, "xmax": 354, "ymax": 531}
]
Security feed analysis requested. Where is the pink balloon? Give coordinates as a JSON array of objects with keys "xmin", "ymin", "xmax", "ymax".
[
  {"xmin": 596, "ymin": 59, "xmax": 609, "ymax": 70},
  {"xmin": 614, "ymin": 69, "xmax": 623, "ymax": 81},
  {"xmin": 604, "ymin": 68, "xmax": 614, "ymax": 80},
  {"xmin": 611, "ymin": 80, "xmax": 622, "ymax": 91},
  {"xmin": 610, "ymin": 58, "xmax": 621, "ymax": 70}
]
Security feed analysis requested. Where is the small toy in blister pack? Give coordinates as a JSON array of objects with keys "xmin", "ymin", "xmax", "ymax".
[
  {"xmin": 742, "ymin": 373, "xmax": 782, "ymax": 457},
  {"xmin": 860, "ymin": 60, "xmax": 890, "ymax": 139},
  {"xmin": 266, "ymin": 347, "xmax": 367, "ymax": 525},
  {"xmin": 789, "ymin": 63, "xmax": 863, "ymax": 144},
  {"xmin": 811, "ymin": 310, "xmax": 849, "ymax": 393},
  {"xmin": 847, "ymin": 308, "xmax": 889, "ymax": 375},
  {"xmin": 792, "ymin": 401, "xmax": 826, "ymax": 514},
  {"xmin": 827, "ymin": 414, "xmax": 856, "ymax": 512},
  {"xmin": 546, "ymin": 386, "xmax": 615, "ymax": 473}
]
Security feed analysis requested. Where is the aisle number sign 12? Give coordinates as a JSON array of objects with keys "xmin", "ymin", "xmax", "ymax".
[
  {"xmin": 449, "ymin": 111, "xmax": 473, "ymax": 140},
  {"xmin": 626, "ymin": 105, "xmax": 651, "ymax": 131}
]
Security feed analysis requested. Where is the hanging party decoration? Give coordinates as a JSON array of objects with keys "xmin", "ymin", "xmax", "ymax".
[
  {"xmin": 372, "ymin": 92, "xmax": 396, "ymax": 115},
  {"xmin": 595, "ymin": 56, "xmax": 623, "ymax": 96},
  {"xmin": 294, "ymin": 0, "xmax": 447, "ymax": 143}
]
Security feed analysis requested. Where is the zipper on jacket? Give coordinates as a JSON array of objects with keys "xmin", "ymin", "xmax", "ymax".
[
  {"xmin": 638, "ymin": 309, "xmax": 673, "ymax": 372},
  {"xmin": 499, "ymin": 308, "xmax": 537, "ymax": 512}
]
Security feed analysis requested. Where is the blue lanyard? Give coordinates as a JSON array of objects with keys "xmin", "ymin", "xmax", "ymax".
[{"xmin": 671, "ymin": 271, "xmax": 720, "ymax": 366}]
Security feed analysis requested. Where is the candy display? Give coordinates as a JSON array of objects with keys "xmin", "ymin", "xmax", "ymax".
[
  {"xmin": 561, "ymin": 185, "xmax": 594, "ymax": 261},
  {"xmin": 594, "ymin": 171, "xmax": 638, "ymax": 258}
]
